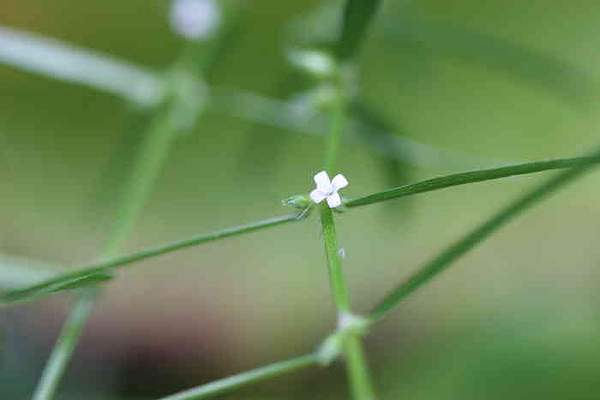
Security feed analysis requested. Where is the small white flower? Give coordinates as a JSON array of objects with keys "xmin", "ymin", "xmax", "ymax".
[
  {"xmin": 170, "ymin": 0, "xmax": 221, "ymax": 40},
  {"xmin": 310, "ymin": 171, "xmax": 348, "ymax": 208}
]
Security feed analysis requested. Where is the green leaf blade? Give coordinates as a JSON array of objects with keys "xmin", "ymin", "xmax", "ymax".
[
  {"xmin": 368, "ymin": 147, "xmax": 600, "ymax": 322},
  {"xmin": 336, "ymin": 0, "xmax": 383, "ymax": 60},
  {"xmin": 0, "ymin": 213, "xmax": 305, "ymax": 306},
  {"xmin": 345, "ymin": 156, "xmax": 593, "ymax": 208}
]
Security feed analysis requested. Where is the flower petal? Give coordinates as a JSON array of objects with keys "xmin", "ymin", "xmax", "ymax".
[
  {"xmin": 314, "ymin": 171, "xmax": 331, "ymax": 192},
  {"xmin": 310, "ymin": 189, "xmax": 326, "ymax": 203},
  {"xmin": 332, "ymin": 174, "xmax": 348, "ymax": 190},
  {"xmin": 326, "ymin": 193, "xmax": 342, "ymax": 208}
]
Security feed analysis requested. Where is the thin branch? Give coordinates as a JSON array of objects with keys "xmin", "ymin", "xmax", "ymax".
[
  {"xmin": 1, "ymin": 213, "xmax": 305, "ymax": 305},
  {"xmin": 31, "ymin": 289, "xmax": 99, "ymax": 400},
  {"xmin": 317, "ymin": 58, "xmax": 378, "ymax": 399},
  {"xmin": 157, "ymin": 354, "xmax": 318, "ymax": 400}
]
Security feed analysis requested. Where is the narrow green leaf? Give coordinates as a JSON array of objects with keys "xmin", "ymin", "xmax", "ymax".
[
  {"xmin": 0, "ymin": 255, "xmax": 55, "ymax": 288},
  {"xmin": 0, "ymin": 213, "xmax": 305, "ymax": 306},
  {"xmin": 369, "ymin": 147, "xmax": 600, "ymax": 322},
  {"xmin": 44, "ymin": 273, "xmax": 114, "ymax": 293},
  {"xmin": 345, "ymin": 156, "xmax": 593, "ymax": 208},
  {"xmin": 0, "ymin": 272, "xmax": 113, "ymax": 305},
  {"xmin": 157, "ymin": 354, "xmax": 318, "ymax": 400},
  {"xmin": 336, "ymin": 0, "xmax": 383, "ymax": 60},
  {"xmin": 0, "ymin": 26, "xmax": 163, "ymax": 106}
]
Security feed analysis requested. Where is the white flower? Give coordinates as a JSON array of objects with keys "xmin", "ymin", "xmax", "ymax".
[
  {"xmin": 310, "ymin": 171, "xmax": 348, "ymax": 208},
  {"xmin": 170, "ymin": 0, "xmax": 221, "ymax": 40}
]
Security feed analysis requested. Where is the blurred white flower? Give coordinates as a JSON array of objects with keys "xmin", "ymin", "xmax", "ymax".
[
  {"xmin": 310, "ymin": 171, "xmax": 348, "ymax": 208},
  {"xmin": 287, "ymin": 49, "xmax": 336, "ymax": 79},
  {"xmin": 170, "ymin": 0, "xmax": 221, "ymax": 40}
]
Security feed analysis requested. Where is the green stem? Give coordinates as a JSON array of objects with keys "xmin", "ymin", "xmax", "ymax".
[
  {"xmin": 31, "ymin": 97, "xmax": 182, "ymax": 400},
  {"xmin": 103, "ymin": 103, "xmax": 182, "ymax": 254},
  {"xmin": 156, "ymin": 354, "xmax": 318, "ymax": 400},
  {"xmin": 344, "ymin": 336, "xmax": 377, "ymax": 400},
  {"xmin": 2, "ymin": 213, "xmax": 305, "ymax": 305},
  {"xmin": 31, "ymin": 289, "xmax": 98, "ymax": 400},
  {"xmin": 345, "ymin": 156, "xmax": 593, "ymax": 208},
  {"xmin": 320, "ymin": 83, "xmax": 350, "ymax": 314},
  {"xmin": 368, "ymin": 146, "xmax": 600, "ymax": 322},
  {"xmin": 319, "ymin": 205, "xmax": 351, "ymax": 312},
  {"xmin": 319, "ymin": 75, "xmax": 377, "ymax": 399}
]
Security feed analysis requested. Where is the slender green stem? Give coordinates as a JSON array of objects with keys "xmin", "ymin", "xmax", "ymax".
[
  {"xmin": 345, "ymin": 156, "xmax": 594, "ymax": 208},
  {"xmin": 344, "ymin": 335, "xmax": 377, "ymax": 400},
  {"xmin": 31, "ymin": 289, "xmax": 98, "ymax": 400},
  {"xmin": 368, "ymin": 146, "xmax": 600, "ymax": 322},
  {"xmin": 319, "ymin": 73, "xmax": 377, "ymax": 399},
  {"xmin": 320, "ymin": 205, "xmax": 351, "ymax": 312},
  {"xmin": 319, "ymin": 194, "xmax": 378, "ymax": 400},
  {"xmin": 156, "ymin": 354, "xmax": 318, "ymax": 400},
  {"xmin": 31, "ymin": 95, "xmax": 184, "ymax": 400},
  {"xmin": 103, "ymin": 103, "xmax": 182, "ymax": 254},
  {"xmin": 1, "ymin": 213, "xmax": 305, "ymax": 305},
  {"xmin": 320, "ymin": 82, "xmax": 350, "ymax": 313}
]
